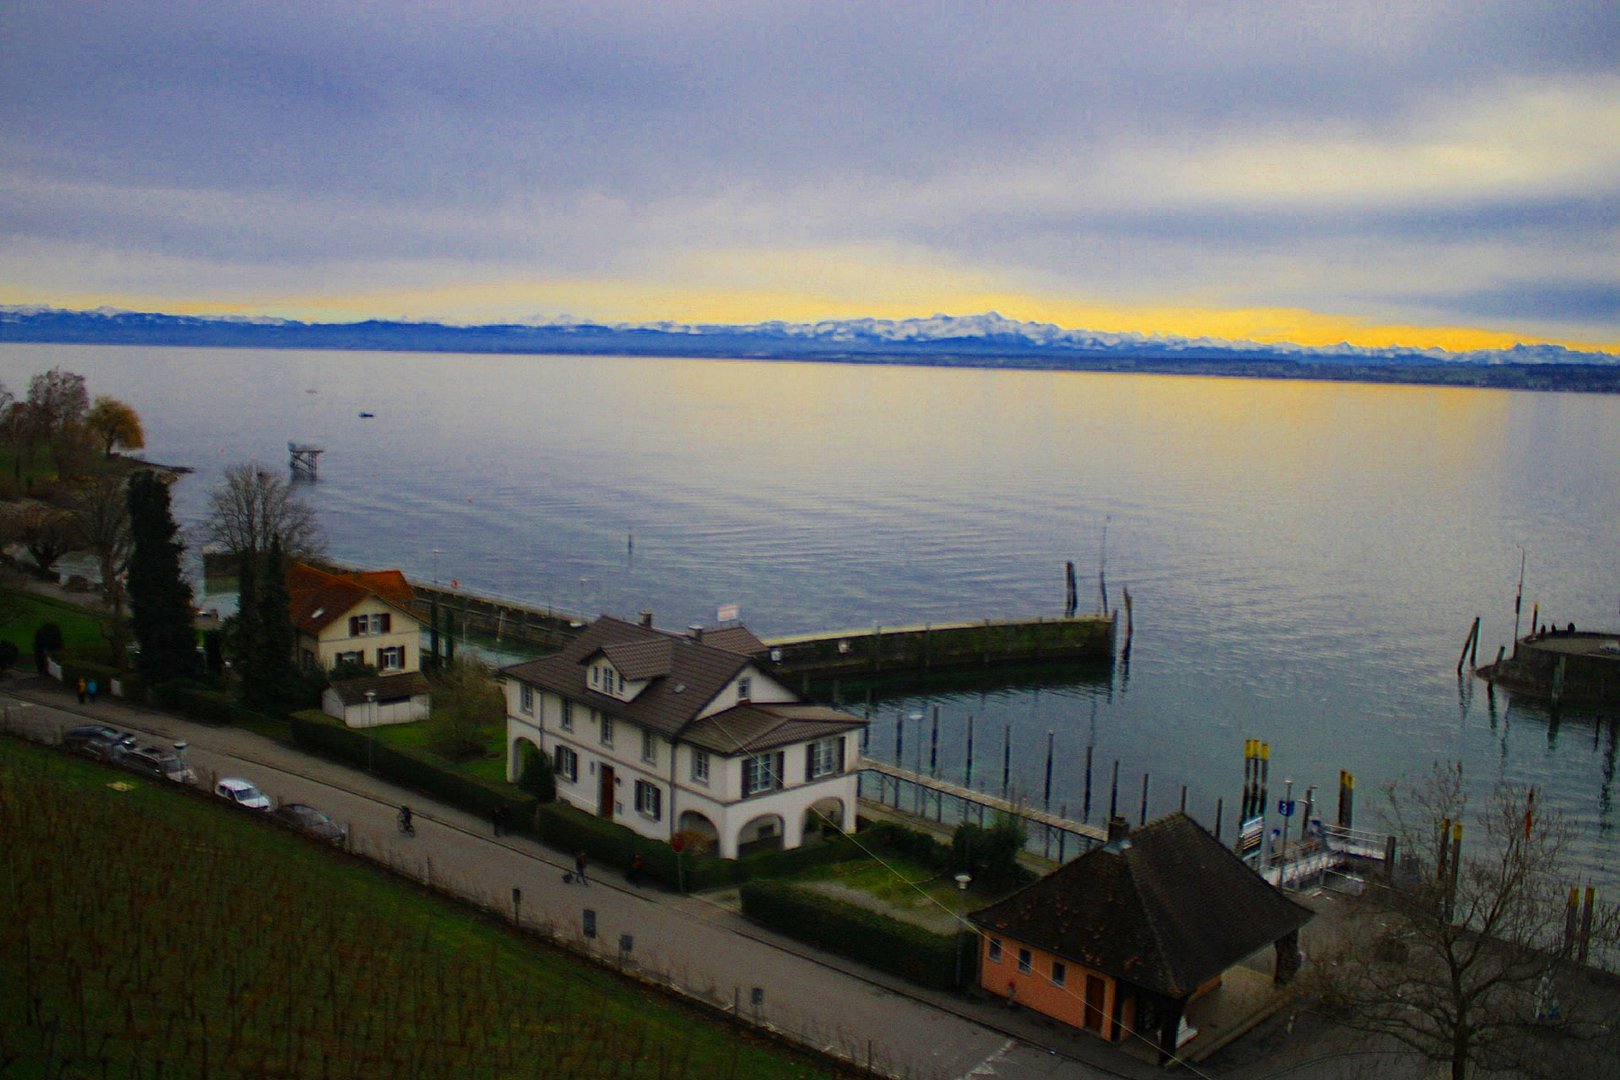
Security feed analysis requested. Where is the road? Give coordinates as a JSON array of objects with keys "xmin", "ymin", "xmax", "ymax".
[{"xmin": 2, "ymin": 676, "xmax": 1161, "ymax": 1080}]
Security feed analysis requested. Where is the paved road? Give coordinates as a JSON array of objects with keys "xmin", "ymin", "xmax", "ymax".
[{"xmin": 2, "ymin": 677, "xmax": 1165, "ymax": 1080}]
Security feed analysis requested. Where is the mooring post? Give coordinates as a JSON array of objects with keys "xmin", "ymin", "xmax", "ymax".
[
  {"xmin": 1139, "ymin": 772, "xmax": 1150, "ymax": 825},
  {"xmin": 1109, "ymin": 760, "xmax": 1120, "ymax": 820},
  {"xmin": 1179, "ymin": 784, "xmax": 1187, "ymax": 813},
  {"xmin": 1058, "ymin": 804, "xmax": 1068, "ymax": 862},
  {"xmin": 1083, "ymin": 744, "xmax": 1093, "ymax": 823},
  {"xmin": 1214, "ymin": 797, "xmax": 1223, "ymax": 841},
  {"xmin": 1002, "ymin": 722, "xmax": 1011, "ymax": 800},
  {"xmin": 930, "ymin": 706, "xmax": 940, "ymax": 778},
  {"xmin": 964, "ymin": 714, "xmax": 975, "ymax": 793},
  {"xmin": 1043, "ymin": 730, "xmax": 1055, "ymax": 812}
]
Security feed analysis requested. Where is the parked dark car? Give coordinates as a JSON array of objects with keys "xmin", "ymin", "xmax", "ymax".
[
  {"xmin": 123, "ymin": 745, "xmax": 198, "ymax": 785},
  {"xmin": 62, "ymin": 724, "xmax": 137, "ymax": 762},
  {"xmin": 271, "ymin": 802, "xmax": 347, "ymax": 844}
]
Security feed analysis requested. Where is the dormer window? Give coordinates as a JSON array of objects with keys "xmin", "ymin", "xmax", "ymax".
[{"xmin": 737, "ymin": 676, "xmax": 752, "ymax": 703}]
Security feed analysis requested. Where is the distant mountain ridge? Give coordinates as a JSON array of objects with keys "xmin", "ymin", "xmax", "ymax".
[{"xmin": 2, "ymin": 305, "xmax": 1616, "ymax": 375}]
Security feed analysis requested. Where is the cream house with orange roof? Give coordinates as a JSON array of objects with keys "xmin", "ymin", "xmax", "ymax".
[{"xmin": 288, "ymin": 563, "xmax": 430, "ymax": 725}]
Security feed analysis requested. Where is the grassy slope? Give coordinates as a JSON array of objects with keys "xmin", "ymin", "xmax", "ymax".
[{"xmin": 0, "ymin": 737, "xmax": 839, "ymax": 1080}]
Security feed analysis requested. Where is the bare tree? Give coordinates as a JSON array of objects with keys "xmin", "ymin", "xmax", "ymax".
[
  {"xmin": 7, "ymin": 501, "xmax": 82, "ymax": 577},
  {"xmin": 84, "ymin": 396, "xmax": 145, "ymax": 457},
  {"xmin": 426, "ymin": 656, "xmax": 503, "ymax": 761},
  {"xmin": 69, "ymin": 474, "xmax": 132, "ymax": 588},
  {"xmin": 1314, "ymin": 762, "xmax": 1614, "ymax": 1080},
  {"xmin": 25, "ymin": 367, "xmax": 88, "ymax": 438},
  {"xmin": 202, "ymin": 461, "xmax": 323, "ymax": 559}
]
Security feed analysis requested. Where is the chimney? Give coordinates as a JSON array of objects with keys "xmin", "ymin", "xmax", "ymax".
[
  {"xmin": 687, "ymin": 624, "xmax": 704, "ymax": 643},
  {"xmin": 1106, "ymin": 815, "xmax": 1131, "ymax": 844},
  {"xmin": 639, "ymin": 609, "xmax": 654, "ymax": 628}
]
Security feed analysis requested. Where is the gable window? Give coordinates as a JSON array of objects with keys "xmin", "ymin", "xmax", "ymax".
[
  {"xmin": 349, "ymin": 613, "xmax": 391, "ymax": 637},
  {"xmin": 737, "ymin": 675, "xmax": 752, "ymax": 702},
  {"xmin": 519, "ymin": 685, "xmax": 534, "ymax": 714},
  {"xmin": 806, "ymin": 736, "xmax": 844, "ymax": 780},
  {"xmin": 1051, "ymin": 961, "xmax": 1066, "ymax": 987},
  {"xmin": 377, "ymin": 646, "xmax": 404, "ymax": 671},
  {"xmin": 988, "ymin": 938, "xmax": 1003, "ymax": 963},
  {"xmin": 1017, "ymin": 948, "xmax": 1032, "ymax": 974},
  {"xmin": 634, "ymin": 779, "xmax": 662, "ymax": 820},
  {"xmin": 641, "ymin": 729, "xmax": 657, "ymax": 764},
  {"xmin": 600, "ymin": 715, "xmax": 614, "ymax": 748},
  {"xmin": 553, "ymin": 745, "xmax": 578, "ymax": 782},
  {"xmin": 690, "ymin": 748, "xmax": 710, "ymax": 785},
  {"xmin": 743, "ymin": 752, "xmax": 784, "ymax": 797},
  {"xmin": 559, "ymin": 699, "xmax": 573, "ymax": 732}
]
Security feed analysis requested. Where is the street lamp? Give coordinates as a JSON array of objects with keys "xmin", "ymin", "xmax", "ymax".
[
  {"xmin": 954, "ymin": 871, "xmax": 973, "ymax": 988},
  {"xmin": 364, "ymin": 689, "xmax": 377, "ymax": 771}
]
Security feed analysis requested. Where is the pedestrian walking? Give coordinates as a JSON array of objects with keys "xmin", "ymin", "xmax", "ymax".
[
  {"xmin": 86, "ymin": 678, "xmax": 98, "ymax": 704},
  {"xmin": 575, "ymin": 850, "xmax": 589, "ymax": 885},
  {"xmin": 76, "ymin": 677, "xmax": 86, "ymax": 704}
]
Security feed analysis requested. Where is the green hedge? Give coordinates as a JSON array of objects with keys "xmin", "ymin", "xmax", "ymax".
[
  {"xmin": 530, "ymin": 801, "xmax": 866, "ymax": 891},
  {"xmin": 739, "ymin": 880, "xmax": 974, "ymax": 990},
  {"xmin": 290, "ymin": 710, "xmax": 537, "ymax": 831}
]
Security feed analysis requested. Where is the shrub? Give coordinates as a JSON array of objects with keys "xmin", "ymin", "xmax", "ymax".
[
  {"xmin": 0, "ymin": 639, "xmax": 18, "ymax": 672},
  {"xmin": 290, "ymin": 710, "xmax": 536, "ymax": 830},
  {"xmin": 952, "ymin": 814, "xmax": 1032, "ymax": 888},
  {"xmin": 33, "ymin": 621, "xmax": 63, "ymax": 670},
  {"xmin": 517, "ymin": 741, "xmax": 555, "ymax": 802},
  {"xmin": 740, "ymin": 881, "xmax": 972, "ymax": 990}
]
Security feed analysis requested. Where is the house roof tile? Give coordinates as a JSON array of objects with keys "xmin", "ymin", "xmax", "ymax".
[
  {"xmin": 502, "ymin": 616, "xmax": 865, "ymax": 747},
  {"xmin": 968, "ymin": 812, "xmax": 1313, "ymax": 999},
  {"xmin": 287, "ymin": 562, "xmax": 416, "ymax": 636}
]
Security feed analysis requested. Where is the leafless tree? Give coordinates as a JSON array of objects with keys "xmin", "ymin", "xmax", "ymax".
[
  {"xmin": 25, "ymin": 367, "xmax": 88, "ymax": 437},
  {"xmin": 202, "ymin": 460, "xmax": 324, "ymax": 559},
  {"xmin": 1313, "ymin": 762, "xmax": 1616, "ymax": 1080},
  {"xmin": 6, "ymin": 501, "xmax": 82, "ymax": 577},
  {"xmin": 69, "ymin": 472, "xmax": 133, "ymax": 597}
]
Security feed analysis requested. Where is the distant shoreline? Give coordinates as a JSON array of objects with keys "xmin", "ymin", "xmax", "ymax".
[{"xmin": 5, "ymin": 309, "xmax": 1619, "ymax": 394}]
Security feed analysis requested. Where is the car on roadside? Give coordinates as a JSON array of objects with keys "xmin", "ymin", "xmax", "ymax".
[
  {"xmin": 215, "ymin": 777, "xmax": 272, "ymax": 811},
  {"xmin": 123, "ymin": 745, "xmax": 198, "ymax": 785},
  {"xmin": 271, "ymin": 802, "xmax": 347, "ymax": 845},
  {"xmin": 62, "ymin": 724, "xmax": 137, "ymax": 762}
]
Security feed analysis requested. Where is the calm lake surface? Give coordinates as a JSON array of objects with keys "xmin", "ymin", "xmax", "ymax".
[{"xmin": 5, "ymin": 343, "xmax": 1618, "ymax": 882}]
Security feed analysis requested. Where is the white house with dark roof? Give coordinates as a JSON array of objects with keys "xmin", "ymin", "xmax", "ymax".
[{"xmin": 500, "ymin": 614, "xmax": 867, "ymax": 858}]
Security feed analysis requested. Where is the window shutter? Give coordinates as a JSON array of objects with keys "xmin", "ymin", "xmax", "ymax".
[
  {"xmin": 805, "ymin": 744, "xmax": 815, "ymax": 782},
  {"xmin": 836, "ymin": 736, "xmax": 846, "ymax": 772},
  {"xmin": 774, "ymin": 751, "xmax": 785, "ymax": 790},
  {"xmin": 380, "ymin": 613, "xmax": 391, "ymax": 633},
  {"xmin": 348, "ymin": 615, "xmax": 359, "ymax": 637}
]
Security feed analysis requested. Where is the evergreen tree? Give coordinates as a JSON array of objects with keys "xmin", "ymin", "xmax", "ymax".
[
  {"xmin": 231, "ymin": 547, "xmax": 262, "ymax": 689},
  {"xmin": 244, "ymin": 538, "xmax": 297, "ymax": 710},
  {"xmin": 125, "ymin": 471, "xmax": 196, "ymax": 683}
]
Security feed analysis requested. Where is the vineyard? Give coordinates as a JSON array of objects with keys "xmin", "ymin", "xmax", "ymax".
[{"xmin": 0, "ymin": 739, "xmax": 839, "ymax": 1079}]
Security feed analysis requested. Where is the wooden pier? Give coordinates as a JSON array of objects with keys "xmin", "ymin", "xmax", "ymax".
[
  {"xmin": 288, "ymin": 442, "xmax": 323, "ymax": 480},
  {"xmin": 764, "ymin": 614, "xmax": 1115, "ymax": 691},
  {"xmin": 859, "ymin": 755, "xmax": 1107, "ymax": 858}
]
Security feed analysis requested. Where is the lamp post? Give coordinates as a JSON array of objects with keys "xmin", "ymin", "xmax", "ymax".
[
  {"xmin": 954, "ymin": 871, "xmax": 973, "ymax": 989},
  {"xmin": 365, "ymin": 689, "xmax": 377, "ymax": 771}
]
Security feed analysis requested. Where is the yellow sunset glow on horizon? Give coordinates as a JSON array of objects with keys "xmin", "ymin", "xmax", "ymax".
[{"xmin": 7, "ymin": 275, "xmax": 1616, "ymax": 357}]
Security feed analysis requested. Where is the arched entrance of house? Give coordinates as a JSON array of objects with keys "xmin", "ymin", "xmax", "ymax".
[
  {"xmin": 676, "ymin": 810, "xmax": 720, "ymax": 857},
  {"xmin": 736, "ymin": 812, "xmax": 786, "ymax": 856},
  {"xmin": 508, "ymin": 736, "xmax": 541, "ymax": 785},
  {"xmin": 801, "ymin": 797, "xmax": 847, "ymax": 844}
]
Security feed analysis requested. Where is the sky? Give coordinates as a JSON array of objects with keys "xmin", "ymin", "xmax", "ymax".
[{"xmin": 1, "ymin": 1, "xmax": 1617, "ymax": 353}]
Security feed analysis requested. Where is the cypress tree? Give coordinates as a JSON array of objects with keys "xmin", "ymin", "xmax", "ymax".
[
  {"xmin": 232, "ymin": 547, "xmax": 262, "ymax": 696},
  {"xmin": 126, "ymin": 471, "xmax": 196, "ymax": 683},
  {"xmin": 246, "ymin": 537, "xmax": 297, "ymax": 710}
]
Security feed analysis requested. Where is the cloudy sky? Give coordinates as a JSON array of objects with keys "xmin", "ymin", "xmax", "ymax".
[{"xmin": 2, "ymin": 1, "xmax": 1617, "ymax": 351}]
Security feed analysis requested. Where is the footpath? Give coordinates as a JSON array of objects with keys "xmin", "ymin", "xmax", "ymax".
[{"xmin": 1, "ymin": 671, "xmax": 1392, "ymax": 1080}]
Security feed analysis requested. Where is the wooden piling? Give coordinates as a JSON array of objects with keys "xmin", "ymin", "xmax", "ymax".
[
  {"xmin": 1139, "ymin": 772, "xmax": 1150, "ymax": 825},
  {"xmin": 1043, "ymin": 731, "xmax": 1055, "ymax": 811},
  {"xmin": 1083, "ymin": 744, "xmax": 1093, "ymax": 823},
  {"xmin": 1109, "ymin": 760, "xmax": 1120, "ymax": 820}
]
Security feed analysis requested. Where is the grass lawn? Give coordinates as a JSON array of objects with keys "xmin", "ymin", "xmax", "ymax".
[
  {"xmin": 0, "ymin": 736, "xmax": 843, "ymax": 1080},
  {"xmin": 0, "ymin": 584, "xmax": 113, "ymax": 654},
  {"xmin": 366, "ymin": 714, "xmax": 511, "ymax": 783}
]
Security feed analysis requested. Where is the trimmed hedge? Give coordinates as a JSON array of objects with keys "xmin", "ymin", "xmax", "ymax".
[
  {"xmin": 739, "ymin": 880, "xmax": 975, "ymax": 991},
  {"xmin": 531, "ymin": 801, "xmax": 866, "ymax": 891},
  {"xmin": 290, "ymin": 710, "xmax": 538, "ymax": 831}
]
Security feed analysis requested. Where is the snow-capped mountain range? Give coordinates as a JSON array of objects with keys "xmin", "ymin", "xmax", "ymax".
[{"xmin": 1, "ymin": 305, "xmax": 1614, "ymax": 370}]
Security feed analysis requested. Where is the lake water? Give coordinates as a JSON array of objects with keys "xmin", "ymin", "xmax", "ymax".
[{"xmin": 5, "ymin": 343, "xmax": 1618, "ymax": 883}]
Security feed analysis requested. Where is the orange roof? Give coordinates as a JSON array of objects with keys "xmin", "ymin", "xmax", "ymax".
[{"xmin": 287, "ymin": 562, "xmax": 415, "ymax": 636}]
